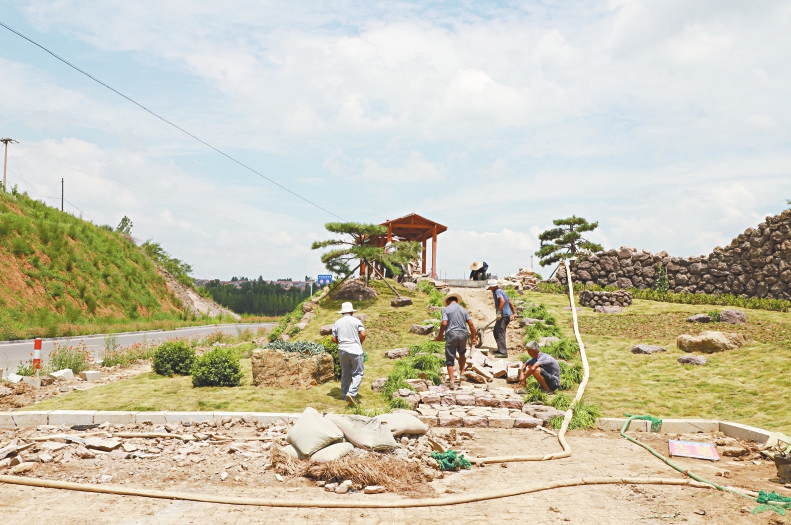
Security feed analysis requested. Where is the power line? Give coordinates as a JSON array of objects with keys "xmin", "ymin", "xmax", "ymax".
[{"xmin": 0, "ymin": 19, "xmax": 344, "ymax": 220}]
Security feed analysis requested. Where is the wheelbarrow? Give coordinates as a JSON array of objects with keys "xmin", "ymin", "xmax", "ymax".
[{"xmin": 474, "ymin": 318, "xmax": 497, "ymax": 348}]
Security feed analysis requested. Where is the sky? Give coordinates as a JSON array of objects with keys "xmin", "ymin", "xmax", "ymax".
[{"xmin": 1, "ymin": 1, "xmax": 789, "ymax": 281}]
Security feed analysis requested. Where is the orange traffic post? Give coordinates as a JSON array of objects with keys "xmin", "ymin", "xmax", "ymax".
[{"xmin": 33, "ymin": 338, "xmax": 42, "ymax": 371}]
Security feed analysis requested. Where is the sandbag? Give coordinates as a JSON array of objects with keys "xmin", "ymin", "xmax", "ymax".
[
  {"xmin": 326, "ymin": 414, "xmax": 398, "ymax": 451},
  {"xmin": 375, "ymin": 413, "xmax": 428, "ymax": 436},
  {"xmin": 280, "ymin": 444, "xmax": 305, "ymax": 459},
  {"xmin": 310, "ymin": 442, "xmax": 355, "ymax": 463},
  {"xmin": 287, "ymin": 407, "xmax": 345, "ymax": 456}
]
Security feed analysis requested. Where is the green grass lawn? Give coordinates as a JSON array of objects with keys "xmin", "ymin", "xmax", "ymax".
[{"xmin": 23, "ymin": 284, "xmax": 791, "ymax": 435}]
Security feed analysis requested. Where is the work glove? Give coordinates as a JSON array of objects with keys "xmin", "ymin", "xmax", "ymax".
[{"xmin": 496, "ymin": 313, "xmax": 502, "ymax": 321}]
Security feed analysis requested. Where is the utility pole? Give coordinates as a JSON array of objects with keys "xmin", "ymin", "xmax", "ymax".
[{"xmin": 1, "ymin": 138, "xmax": 19, "ymax": 192}]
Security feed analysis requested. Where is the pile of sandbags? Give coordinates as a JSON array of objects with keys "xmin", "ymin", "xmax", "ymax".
[{"xmin": 282, "ymin": 408, "xmax": 428, "ymax": 463}]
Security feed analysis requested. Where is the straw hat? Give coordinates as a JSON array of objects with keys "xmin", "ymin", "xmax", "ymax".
[
  {"xmin": 442, "ymin": 293, "xmax": 463, "ymax": 306},
  {"xmin": 469, "ymin": 261, "xmax": 484, "ymax": 271},
  {"xmin": 338, "ymin": 302, "xmax": 356, "ymax": 314},
  {"xmin": 487, "ymin": 279, "xmax": 499, "ymax": 289}
]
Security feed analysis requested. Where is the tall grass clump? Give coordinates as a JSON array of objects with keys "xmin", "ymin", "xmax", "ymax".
[
  {"xmin": 48, "ymin": 341, "xmax": 93, "ymax": 374},
  {"xmin": 558, "ymin": 360, "xmax": 584, "ymax": 390},
  {"xmin": 417, "ymin": 280, "xmax": 444, "ymax": 306},
  {"xmin": 543, "ymin": 339, "xmax": 579, "ymax": 361},
  {"xmin": 523, "ymin": 322, "xmax": 561, "ymax": 343},
  {"xmin": 521, "ymin": 304, "xmax": 556, "ymax": 325},
  {"xmin": 548, "ymin": 400, "xmax": 601, "ymax": 430}
]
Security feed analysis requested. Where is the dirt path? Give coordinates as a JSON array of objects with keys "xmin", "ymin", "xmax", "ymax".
[{"xmin": 447, "ymin": 285, "xmax": 526, "ymax": 356}]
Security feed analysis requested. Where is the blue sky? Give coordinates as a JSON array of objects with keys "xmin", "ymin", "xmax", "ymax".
[{"xmin": 1, "ymin": 1, "xmax": 789, "ymax": 281}]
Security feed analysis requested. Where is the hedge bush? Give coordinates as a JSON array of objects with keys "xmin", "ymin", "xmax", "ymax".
[
  {"xmin": 191, "ymin": 348, "xmax": 242, "ymax": 387},
  {"xmin": 152, "ymin": 341, "xmax": 195, "ymax": 376}
]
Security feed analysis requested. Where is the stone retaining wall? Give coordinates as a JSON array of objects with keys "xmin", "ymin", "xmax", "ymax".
[{"xmin": 558, "ymin": 209, "xmax": 791, "ymax": 300}]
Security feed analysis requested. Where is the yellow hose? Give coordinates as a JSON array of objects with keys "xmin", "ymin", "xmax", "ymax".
[{"xmin": 0, "ymin": 474, "xmax": 715, "ymax": 508}]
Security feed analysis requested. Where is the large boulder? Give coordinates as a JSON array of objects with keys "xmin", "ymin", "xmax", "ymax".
[
  {"xmin": 676, "ymin": 331, "xmax": 748, "ymax": 354},
  {"xmin": 251, "ymin": 348, "xmax": 334, "ymax": 388},
  {"xmin": 719, "ymin": 310, "xmax": 747, "ymax": 324},
  {"xmin": 331, "ymin": 280, "xmax": 378, "ymax": 302}
]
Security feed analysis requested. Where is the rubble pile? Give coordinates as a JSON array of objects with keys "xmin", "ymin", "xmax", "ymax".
[
  {"xmin": 0, "ymin": 411, "xmax": 482, "ymax": 497},
  {"xmin": 501, "ymin": 268, "xmax": 539, "ymax": 291}
]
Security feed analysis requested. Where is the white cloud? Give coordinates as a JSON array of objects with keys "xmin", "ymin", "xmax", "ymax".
[{"xmin": 3, "ymin": 1, "xmax": 791, "ymax": 282}]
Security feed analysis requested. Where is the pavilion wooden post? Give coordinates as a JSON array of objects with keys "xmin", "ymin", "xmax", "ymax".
[
  {"xmin": 421, "ymin": 240, "xmax": 427, "ymax": 275},
  {"xmin": 431, "ymin": 226, "xmax": 438, "ymax": 278}
]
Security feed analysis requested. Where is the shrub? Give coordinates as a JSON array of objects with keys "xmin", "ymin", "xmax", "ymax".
[
  {"xmin": 707, "ymin": 310, "xmax": 721, "ymax": 322},
  {"xmin": 654, "ymin": 264, "xmax": 670, "ymax": 295},
  {"xmin": 48, "ymin": 342, "xmax": 92, "ymax": 374},
  {"xmin": 191, "ymin": 347, "xmax": 243, "ymax": 387},
  {"xmin": 152, "ymin": 341, "xmax": 195, "ymax": 376},
  {"xmin": 320, "ymin": 336, "xmax": 341, "ymax": 379}
]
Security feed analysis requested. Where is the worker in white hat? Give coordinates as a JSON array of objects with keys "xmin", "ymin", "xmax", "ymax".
[
  {"xmin": 487, "ymin": 279, "xmax": 514, "ymax": 357},
  {"xmin": 469, "ymin": 261, "xmax": 488, "ymax": 281},
  {"xmin": 332, "ymin": 301, "xmax": 366, "ymax": 406}
]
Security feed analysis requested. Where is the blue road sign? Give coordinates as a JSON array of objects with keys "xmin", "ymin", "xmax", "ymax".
[{"xmin": 317, "ymin": 274, "xmax": 333, "ymax": 286}]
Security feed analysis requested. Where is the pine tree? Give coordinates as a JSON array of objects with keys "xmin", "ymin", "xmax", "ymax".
[{"xmin": 535, "ymin": 216, "xmax": 603, "ymax": 267}]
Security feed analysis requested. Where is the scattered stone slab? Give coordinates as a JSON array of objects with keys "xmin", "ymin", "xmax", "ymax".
[
  {"xmin": 78, "ymin": 371, "xmax": 101, "ymax": 382},
  {"xmin": 405, "ymin": 379, "xmax": 428, "ymax": 392},
  {"xmin": 719, "ymin": 310, "xmax": 746, "ymax": 324},
  {"xmin": 391, "ymin": 297, "xmax": 413, "ymax": 307},
  {"xmin": 594, "ymin": 305, "xmax": 623, "ymax": 314},
  {"xmin": 385, "ymin": 348, "xmax": 409, "ymax": 359},
  {"xmin": 538, "ymin": 337, "xmax": 561, "ymax": 347},
  {"xmin": 631, "ymin": 345, "xmax": 667, "ymax": 355},
  {"xmin": 687, "ymin": 314, "xmax": 712, "ymax": 323},
  {"xmin": 371, "ymin": 378, "xmax": 387, "ymax": 391},
  {"xmin": 471, "ymin": 364, "xmax": 493, "ymax": 382},
  {"xmin": 320, "ymin": 325, "xmax": 333, "ymax": 336},
  {"xmin": 506, "ymin": 367, "xmax": 520, "ymax": 383},
  {"xmin": 22, "ymin": 376, "xmax": 41, "ymax": 388},
  {"xmin": 677, "ymin": 331, "xmax": 748, "ymax": 353},
  {"xmin": 84, "ymin": 437, "xmax": 123, "ymax": 451},
  {"xmin": 409, "ymin": 324, "xmax": 435, "ymax": 335},
  {"xmin": 519, "ymin": 318, "xmax": 542, "ymax": 327},
  {"xmin": 50, "ymin": 369, "xmax": 74, "ymax": 380},
  {"xmin": 400, "ymin": 282, "xmax": 418, "ymax": 292},
  {"xmin": 364, "ymin": 485, "xmax": 386, "ymax": 494},
  {"xmin": 678, "ymin": 355, "xmax": 707, "ymax": 365}
]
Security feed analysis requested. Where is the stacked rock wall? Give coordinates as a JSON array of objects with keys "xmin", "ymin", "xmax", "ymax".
[{"xmin": 558, "ymin": 209, "xmax": 791, "ymax": 300}]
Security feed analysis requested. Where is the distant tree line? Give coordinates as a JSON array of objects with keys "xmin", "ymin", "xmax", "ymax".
[{"xmin": 200, "ymin": 276, "xmax": 309, "ymax": 316}]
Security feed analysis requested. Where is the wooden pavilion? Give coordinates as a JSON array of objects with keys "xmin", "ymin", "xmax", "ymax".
[{"xmin": 371, "ymin": 213, "xmax": 447, "ymax": 278}]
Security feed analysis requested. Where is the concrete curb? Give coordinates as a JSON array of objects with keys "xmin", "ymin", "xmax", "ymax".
[{"xmin": 0, "ymin": 412, "xmax": 774, "ymax": 443}]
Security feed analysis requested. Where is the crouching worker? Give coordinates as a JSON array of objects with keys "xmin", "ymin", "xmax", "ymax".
[
  {"xmin": 434, "ymin": 293, "xmax": 476, "ymax": 389},
  {"xmin": 519, "ymin": 341, "xmax": 560, "ymax": 393}
]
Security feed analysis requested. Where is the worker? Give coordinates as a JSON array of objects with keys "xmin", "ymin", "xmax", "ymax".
[
  {"xmin": 434, "ymin": 293, "xmax": 476, "ymax": 389},
  {"xmin": 469, "ymin": 261, "xmax": 488, "ymax": 281},
  {"xmin": 518, "ymin": 341, "xmax": 560, "ymax": 393},
  {"xmin": 332, "ymin": 301, "xmax": 366, "ymax": 406},
  {"xmin": 487, "ymin": 279, "xmax": 514, "ymax": 357}
]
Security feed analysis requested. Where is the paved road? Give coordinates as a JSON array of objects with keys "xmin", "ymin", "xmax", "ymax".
[{"xmin": 0, "ymin": 323, "xmax": 274, "ymax": 374}]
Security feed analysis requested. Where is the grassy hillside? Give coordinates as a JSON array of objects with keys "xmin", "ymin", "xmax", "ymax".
[{"xmin": 0, "ymin": 189, "xmax": 191, "ymax": 340}]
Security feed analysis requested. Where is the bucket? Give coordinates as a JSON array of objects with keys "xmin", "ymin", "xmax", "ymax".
[{"xmin": 774, "ymin": 455, "xmax": 791, "ymax": 483}]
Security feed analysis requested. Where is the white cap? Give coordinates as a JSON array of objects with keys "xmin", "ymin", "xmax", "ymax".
[{"xmin": 339, "ymin": 302, "xmax": 356, "ymax": 314}]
